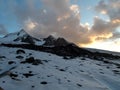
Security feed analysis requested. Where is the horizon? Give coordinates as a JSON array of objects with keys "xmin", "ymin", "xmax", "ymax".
[
  {"xmin": 0, "ymin": 0, "xmax": 120, "ymax": 52},
  {"xmin": 0, "ymin": 29, "xmax": 120, "ymax": 53}
]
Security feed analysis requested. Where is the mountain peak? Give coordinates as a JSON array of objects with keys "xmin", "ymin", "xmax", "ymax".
[
  {"xmin": 55, "ymin": 37, "xmax": 70, "ymax": 46},
  {"xmin": 16, "ymin": 29, "xmax": 28, "ymax": 36},
  {"xmin": 13, "ymin": 29, "xmax": 38, "ymax": 44},
  {"xmin": 46, "ymin": 35, "xmax": 56, "ymax": 40},
  {"xmin": 1, "ymin": 30, "xmax": 74, "ymax": 47},
  {"xmin": 0, "ymin": 29, "xmax": 41, "ymax": 44},
  {"xmin": 43, "ymin": 35, "xmax": 56, "ymax": 46},
  {"xmin": 43, "ymin": 35, "xmax": 72, "ymax": 47}
]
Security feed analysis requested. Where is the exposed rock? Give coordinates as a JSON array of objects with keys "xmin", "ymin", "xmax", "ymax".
[
  {"xmin": 16, "ymin": 55, "xmax": 24, "ymax": 59},
  {"xmin": 0, "ymin": 56, "xmax": 6, "ymax": 59},
  {"xmin": 44, "ymin": 36, "xmax": 71, "ymax": 47},
  {"xmin": 0, "ymin": 87, "xmax": 4, "ymax": 90},
  {"xmin": 2, "ymin": 43, "xmax": 120, "ymax": 60},
  {"xmin": 23, "ymin": 36, "xmax": 34, "ymax": 44},
  {"xmin": 43, "ymin": 35, "xmax": 56, "ymax": 46},
  {"xmin": 9, "ymin": 72, "xmax": 18, "ymax": 78},
  {"xmin": 21, "ymin": 57, "xmax": 43, "ymax": 65},
  {"xmin": 113, "ymin": 70, "xmax": 120, "ymax": 74},
  {"xmin": 14, "ymin": 29, "xmax": 40, "ymax": 44},
  {"xmin": 23, "ymin": 73, "xmax": 35, "ymax": 78},
  {"xmin": 55, "ymin": 38, "xmax": 70, "ymax": 46},
  {"xmin": 31, "ymin": 85, "xmax": 35, "ymax": 88},
  {"xmin": 8, "ymin": 61, "xmax": 16, "ymax": 65},
  {"xmin": 16, "ymin": 49, "xmax": 25, "ymax": 54},
  {"xmin": 40, "ymin": 81, "xmax": 47, "ymax": 85},
  {"xmin": 77, "ymin": 83, "xmax": 82, "ymax": 87},
  {"xmin": 59, "ymin": 69, "xmax": 65, "ymax": 71},
  {"xmin": 103, "ymin": 60, "xmax": 110, "ymax": 64}
]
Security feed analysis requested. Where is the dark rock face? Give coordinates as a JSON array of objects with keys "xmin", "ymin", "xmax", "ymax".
[
  {"xmin": 16, "ymin": 56, "xmax": 24, "ymax": 59},
  {"xmin": 23, "ymin": 73, "xmax": 34, "ymax": 78},
  {"xmin": 0, "ymin": 56, "xmax": 6, "ymax": 59},
  {"xmin": 13, "ymin": 29, "xmax": 40, "ymax": 44},
  {"xmin": 1, "ymin": 43, "xmax": 120, "ymax": 60},
  {"xmin": 44, "ymin": 35, "xmax": 70, "ymax": 47},
  {"xmin": 43, "ymin": 35, "xmax": 56, "ymax": 46},
  {"xmin": 21, "ymin": 35, "xmax": 35, "ymax": 44},
  {"xmin": 14, "ymin": 35, "xmax": 35, "ymax": 44},
  {"xmin": 9, "ymin": 72, "xmax": 18, "ymax": 78},
  {"xmin": 55, "ymin": 38, "xmax": 70, "ymax": 46},
  {"xmin": 0, "ymin": 87, "xmax": 4, "ymax": 90},
  {"xmin": 8, "ymin": 61, "xmax": 16, "ymax": 65},
  {"xmin": 51, "ymin": 44, "xmax": 92, "ymax": 57},
  {"xmin": 21, "ymin": 57, "xmax": 43, "ymax": 65},
  {"xmin": 40, "ymin": 81, "xmax": 47, "ymax": 85}
]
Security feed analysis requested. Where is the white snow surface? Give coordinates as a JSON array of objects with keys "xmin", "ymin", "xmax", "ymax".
[{"xmin": 0, "ymin": 46, "xmax": 120, "ymax": 90}]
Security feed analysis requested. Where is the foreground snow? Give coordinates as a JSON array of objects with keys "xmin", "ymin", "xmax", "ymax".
[{"xmin": 0, "ymin": 46, "xmax": 120, "ymax": 90}]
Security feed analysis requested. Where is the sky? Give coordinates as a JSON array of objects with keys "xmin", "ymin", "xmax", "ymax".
[{"xmin": 0, "ymin": 0, "xmax": 120, "ymax": 52}]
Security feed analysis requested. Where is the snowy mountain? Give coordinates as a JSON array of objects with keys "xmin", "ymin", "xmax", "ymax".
[
  {"xmin": 0, "ymin": 29, "xmax": 45, "ymax": 45},
  {"xmin": 0, "ymin": 30, "xmax": 120, "ymax": 90}
]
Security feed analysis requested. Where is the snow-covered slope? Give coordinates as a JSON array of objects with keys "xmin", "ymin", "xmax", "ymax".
[
  {"xmin": 0, "ymin": 46, "xmax": 120, "ymax": 90},
  {"xmin": 0, "ymin": 30, "xmax": 120, "ymax": 90}
]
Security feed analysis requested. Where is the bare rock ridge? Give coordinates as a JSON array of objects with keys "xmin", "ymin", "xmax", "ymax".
[
  {"xmin": 43, "ymin": 35, "xmax": 56, "ymax": 46},
  {"xmin": 55, "ymin": 37, "xmax": 71, "ymax": 46},
  {"xmin": 43, "ymin": 35, "xmax": 73, "ymax": 47},
  {"xmin": 14, "ymin": 29, "xmax": 71, "ymax": 46}
]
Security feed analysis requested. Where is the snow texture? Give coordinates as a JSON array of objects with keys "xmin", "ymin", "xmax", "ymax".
[{"xmin": 0, "ymin": 46, "xmax": 120, "ymax": 90}]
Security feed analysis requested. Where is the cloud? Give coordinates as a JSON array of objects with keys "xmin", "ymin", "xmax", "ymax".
[
  {"xmin": 78, "ymin": 17, "xmax": 115, "ymax": 46},
  {"xmin": 95, "ymin": 0, "xmax": 120, "ymax": 24},
  {"xmin": 2, "ymin": 0, "xmax": 120, "ymax": 46},
  {"xmin": 94, "ymin": 0, "xmax": 120, "ymax": 44},
  {"xmin": 14, "ymin": 0, "xmax": 84, "ymax": 41},
  {"xmin": 0, "ymin": 24, "xmax": 8, "ymax": 35},
  {"xmin": 95, "ymin": 0, "xmax": 108, "ymax": 14}
]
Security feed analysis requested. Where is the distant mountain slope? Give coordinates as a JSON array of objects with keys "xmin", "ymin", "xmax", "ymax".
[
  {"xmin": 0, "ymin": 29, "xmax": 120, "ymax": 60},
  {"xmin": 0, "ymin": 29, "xmax": 120, "ymax": 90},
  {"xmin": 86, "ymin": 48, "xmax": 120, "ymax": 56},
  {"xmin": 0, "ymin": 45, "xmax": 120, "ymax": 90}
]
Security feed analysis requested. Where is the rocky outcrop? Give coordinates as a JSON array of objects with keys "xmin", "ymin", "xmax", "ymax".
[
  {"xmin": 0, "ymin": 87, "xmax": 4, "ymax": 90},
  {"xmin": 44, "ymin": 35, "xmax": 71, "ymax": 47},
  {"xmin": 1, "ymin": 43, "xmax": 120, "ymax": 60},
  {"xmin": 55, "ymin": 38, "xmax": 70, "ymax": 46},
  {"xmin": 43, "ymin": 35, "xmax": 56, "ymax": 46}
]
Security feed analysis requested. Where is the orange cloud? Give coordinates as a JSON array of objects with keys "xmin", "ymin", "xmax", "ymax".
[
  {"xmin": 24, "ymin": 19, "xmax": 37, "ymax": 30},
  {"xmin": 101, "ymin": 10, "xmax": 107, "ymax": 14},
  {"xmin": 112, "ymin": 19, "xmax": 120, "ymax": 24},
  {"xmin": 79, "ymin": 32, "xmax": 113, "ymax": 47}
]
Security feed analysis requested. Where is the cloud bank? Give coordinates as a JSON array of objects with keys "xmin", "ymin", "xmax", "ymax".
[
  {"xmin": 94, "ymin": 0, "xmax": 120, "ymax": 44},
  {"xmin": 2, "ymin": 0, "xmax": 120, "ymax": 46}
]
